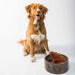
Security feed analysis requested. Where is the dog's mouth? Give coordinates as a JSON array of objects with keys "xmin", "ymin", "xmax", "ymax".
[{"xmin": 34, "ymin": 14, "xmax": 40, "ymax": 20}]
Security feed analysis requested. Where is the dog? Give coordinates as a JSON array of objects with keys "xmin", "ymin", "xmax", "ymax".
[{"xmin": 18, "ymin": 3, "xmax": 49, "ymax": 62}]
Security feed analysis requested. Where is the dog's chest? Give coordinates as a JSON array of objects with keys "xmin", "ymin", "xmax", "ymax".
[{"xmin": 31, "ymin": 23, "xmax": 45, "ymax": 44}]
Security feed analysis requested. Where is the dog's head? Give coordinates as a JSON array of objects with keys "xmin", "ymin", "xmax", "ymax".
[{"xmin": 25, "ymin": 3, "xmax": 48, "ymax": 20}]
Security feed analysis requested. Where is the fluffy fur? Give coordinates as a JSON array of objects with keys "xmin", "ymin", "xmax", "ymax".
[{"xmin": 18, "ymin": 3, "xmax": 49, "ymax": 62}]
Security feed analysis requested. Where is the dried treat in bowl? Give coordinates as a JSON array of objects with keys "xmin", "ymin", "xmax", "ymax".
[{"xmin": 50, "ymin": 52, "xmax": 67, "ymax": 64}]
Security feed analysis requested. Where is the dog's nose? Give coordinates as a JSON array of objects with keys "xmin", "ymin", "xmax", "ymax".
[
  {"xmin": 37, "ymin": 9, "xmax": 40, "ymax": 13},
  {"xmin": 37, "ymin": 11, "xmax": 40, "ymax": 13}
]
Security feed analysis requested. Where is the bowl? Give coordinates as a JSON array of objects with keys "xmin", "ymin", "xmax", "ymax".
[{"xmin": 45, "ymin": 52, "xmax": 69, "ymax": 74}]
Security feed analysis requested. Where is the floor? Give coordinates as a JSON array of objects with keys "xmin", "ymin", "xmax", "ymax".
[{"xmin": 0, "ymin": 40, "xmax": 75, "ymax": 75}]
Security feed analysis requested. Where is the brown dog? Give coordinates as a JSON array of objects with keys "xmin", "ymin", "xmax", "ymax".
[{"xmin": 18, "ymin": 3, "xmax": 49, "ymax": 62}]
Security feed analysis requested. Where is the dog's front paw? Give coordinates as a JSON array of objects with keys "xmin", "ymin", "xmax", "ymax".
[
  {"xmin": 46, "ymin": 51, "xmax": 49, "ymax": 55},
  {"xmin": 23, "ymin": 52, "xmax": 28, "ymax": 56},
  {"xmin": 31, "ymin": 56, "xmax": 35, "ymax": 62}
]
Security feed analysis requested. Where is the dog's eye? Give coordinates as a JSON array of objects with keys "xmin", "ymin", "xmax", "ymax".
[
  {"xmin": 40, "ymin": 7, "xmax": 42, "ymax": 9},
  {"xmin": 33, "ymin": 7, "xmax": 35, "ymax": 9}
]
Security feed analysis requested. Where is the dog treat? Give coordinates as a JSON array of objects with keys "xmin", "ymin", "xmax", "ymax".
[
  {"xmin": 45, "ymin": 52, "xmax": 69, "ymax": 74},
  {"xmin": 50, "ymin": 52, "xmax": 67, "ymax": 64}
]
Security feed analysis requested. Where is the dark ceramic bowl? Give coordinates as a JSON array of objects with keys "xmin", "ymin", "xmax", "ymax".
[{"xmin": 45, "ymin": 54, "xmax": 69, "ymax": 74}]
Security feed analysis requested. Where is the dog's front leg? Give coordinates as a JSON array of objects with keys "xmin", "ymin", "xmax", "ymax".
[
  {"xmin": 29, "ymin": 39, "xmax": 35, "ymax": 62},
  {"xmin": 43, "ymin": 40, "xmax": 49, "ymax": 55}
]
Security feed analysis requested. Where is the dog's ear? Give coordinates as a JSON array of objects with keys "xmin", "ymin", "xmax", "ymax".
[
  {"xmin": 43, "ymin": 6, "xmax": 48, "ymax": 14},
  {"xmin": 25, "ymin": 4, "xmax": 33, "ymax": 13}
]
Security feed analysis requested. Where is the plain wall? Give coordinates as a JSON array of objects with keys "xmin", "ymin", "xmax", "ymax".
[{"xmin": 0, "ymin": 0, "xmax": 75, "ymax": 47}]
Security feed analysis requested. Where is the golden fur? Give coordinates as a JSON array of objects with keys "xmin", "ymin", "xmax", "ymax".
[{"xmin": 18, "ymin": 3, "xmax": 49, "ymax": 62}]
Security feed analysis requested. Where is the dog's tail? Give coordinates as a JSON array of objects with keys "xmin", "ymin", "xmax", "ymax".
[{"xmin": 18, "ymin": 40, "xmax": 26, "ymax": 46}]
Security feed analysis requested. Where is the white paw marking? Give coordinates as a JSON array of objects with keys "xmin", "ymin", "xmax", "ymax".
[
  {"xmin": 24, "ymin": 52, "xmax": 28, "ymax": 56},
  {"xmin": 46, "ymin": 51, "xmax": 49, "ymax": 55},
  {"xmin": 31, "ymin": 56, "xmax": 35, "ymax": 62}
]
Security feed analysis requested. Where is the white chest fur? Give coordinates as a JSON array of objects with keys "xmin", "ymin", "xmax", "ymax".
[
  {"xmin": 33, "ymin": 19, "xmax": 37, "ymax": 25},
  {"xmin": 31, "ymin": 20, "xmax": 45, "ymax": 44},
  {"xmin": 31, "ymin": 31, "xmax": 45, "ymax": 44}
]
